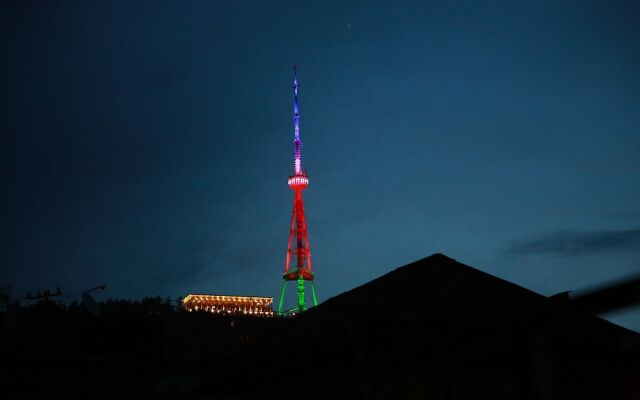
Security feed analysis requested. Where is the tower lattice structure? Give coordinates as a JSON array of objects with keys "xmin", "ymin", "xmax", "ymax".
[{"xmin": 277, "ymin": 66, "xmax": 318, "ymax": 315}]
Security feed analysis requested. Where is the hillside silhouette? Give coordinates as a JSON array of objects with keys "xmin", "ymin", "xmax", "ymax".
[
  {"xmin": 1, "ymin": 254, "xmax": 639, "ymax": 399},
  {"xmin": 199, "ymin": 254, "xmax": 640, "ymax": 399}
]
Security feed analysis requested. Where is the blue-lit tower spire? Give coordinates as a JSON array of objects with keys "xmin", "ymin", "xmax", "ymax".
[{"xmin": 293, "ymin": 65, "xmax": 302, "ymax": 174}]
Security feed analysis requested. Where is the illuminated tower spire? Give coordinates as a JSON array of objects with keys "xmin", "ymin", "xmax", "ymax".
[
  {"xmin": 293, "ymin": 65, "xmax": 302, "ymax": 174},
  {"xmin": 277, "ymin": 66, "xmax": 318, "ymax": 315}
]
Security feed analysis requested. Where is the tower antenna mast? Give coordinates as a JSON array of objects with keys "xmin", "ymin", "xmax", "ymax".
[{"xmin": 293, "ymin": 64, "xmax": 302, "ymax": 174}]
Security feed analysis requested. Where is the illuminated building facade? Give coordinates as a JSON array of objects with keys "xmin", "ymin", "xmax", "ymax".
[
  {"xmin": 182, "ymin": 294, "xmax": 274, "ymax": 316},
  {"xmin": 278, "ymin": 66, "xmax": 318, "ymax": 315}
]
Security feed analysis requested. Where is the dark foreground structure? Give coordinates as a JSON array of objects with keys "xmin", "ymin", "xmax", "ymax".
[
  {"xmin": 199, "ymin": 254, "xmax": 640, "ymax": 399},
  {"xmin": 2, "ymin": 254, "xmax": 639, "ymax": 399}
]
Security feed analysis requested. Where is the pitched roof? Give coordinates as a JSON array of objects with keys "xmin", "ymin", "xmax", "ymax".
[{"xmin": 199, "ymin": 254, "xmax": 640, "ymax": 399}]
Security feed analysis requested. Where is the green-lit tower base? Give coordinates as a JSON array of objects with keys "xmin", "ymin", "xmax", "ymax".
[{"xmin": 278, "ymin": 274, "xmax": 318, "ymax": 315}]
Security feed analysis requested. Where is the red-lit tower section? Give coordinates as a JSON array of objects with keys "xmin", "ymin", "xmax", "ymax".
[{"xmin": 277, "ymin": 66, "xmax": 318, "ymax": 315}]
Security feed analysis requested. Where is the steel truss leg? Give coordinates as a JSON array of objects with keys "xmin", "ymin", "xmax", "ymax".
[
  {"xmin": 278, "ymin": 280, "xmax": 287, "ymax": 315},
  {"xmin": 311, "ymin": 281, "xmax": 318, "ymax": 306}
]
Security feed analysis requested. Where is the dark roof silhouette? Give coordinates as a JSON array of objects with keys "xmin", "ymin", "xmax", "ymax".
[{"xmin": 198, "ymin": 253, "xmax": 640, "ymax": 399}]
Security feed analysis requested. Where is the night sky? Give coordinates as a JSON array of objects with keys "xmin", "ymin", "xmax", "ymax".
[{"xmin": 2, "ymin": 1, "xmax": 639, "ymax": 329}]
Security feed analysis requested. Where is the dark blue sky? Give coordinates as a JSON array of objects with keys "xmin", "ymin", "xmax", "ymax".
[{"xmin": 2, "ymin": 1, "xmax": 639, "ymax": 329}]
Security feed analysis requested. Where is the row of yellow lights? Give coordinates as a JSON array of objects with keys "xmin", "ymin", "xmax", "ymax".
[
  {"xmin": 188, "ymin": 305, "xmax": 274, "ymax": 316},
  {"xmin": 183, "ymin": 294, "xmax": 273, "ymax": 304},
  {"xmin": 187, "ymin": 304, "xmax": 272, "ymax": 312}
]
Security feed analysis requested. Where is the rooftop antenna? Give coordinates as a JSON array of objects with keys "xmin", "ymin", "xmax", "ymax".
[
  {"xmin": 25, "ymin": 288, "xmax": 62, "ymax": 302},
  {"xmin": 82, "ymin": 284, "xmax": 106, "ymax": 317}
]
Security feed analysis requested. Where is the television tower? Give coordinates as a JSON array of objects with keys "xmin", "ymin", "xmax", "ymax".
[{"xmin": 277, "ymin": 66, "xmax": 318, "ymax": 315}]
